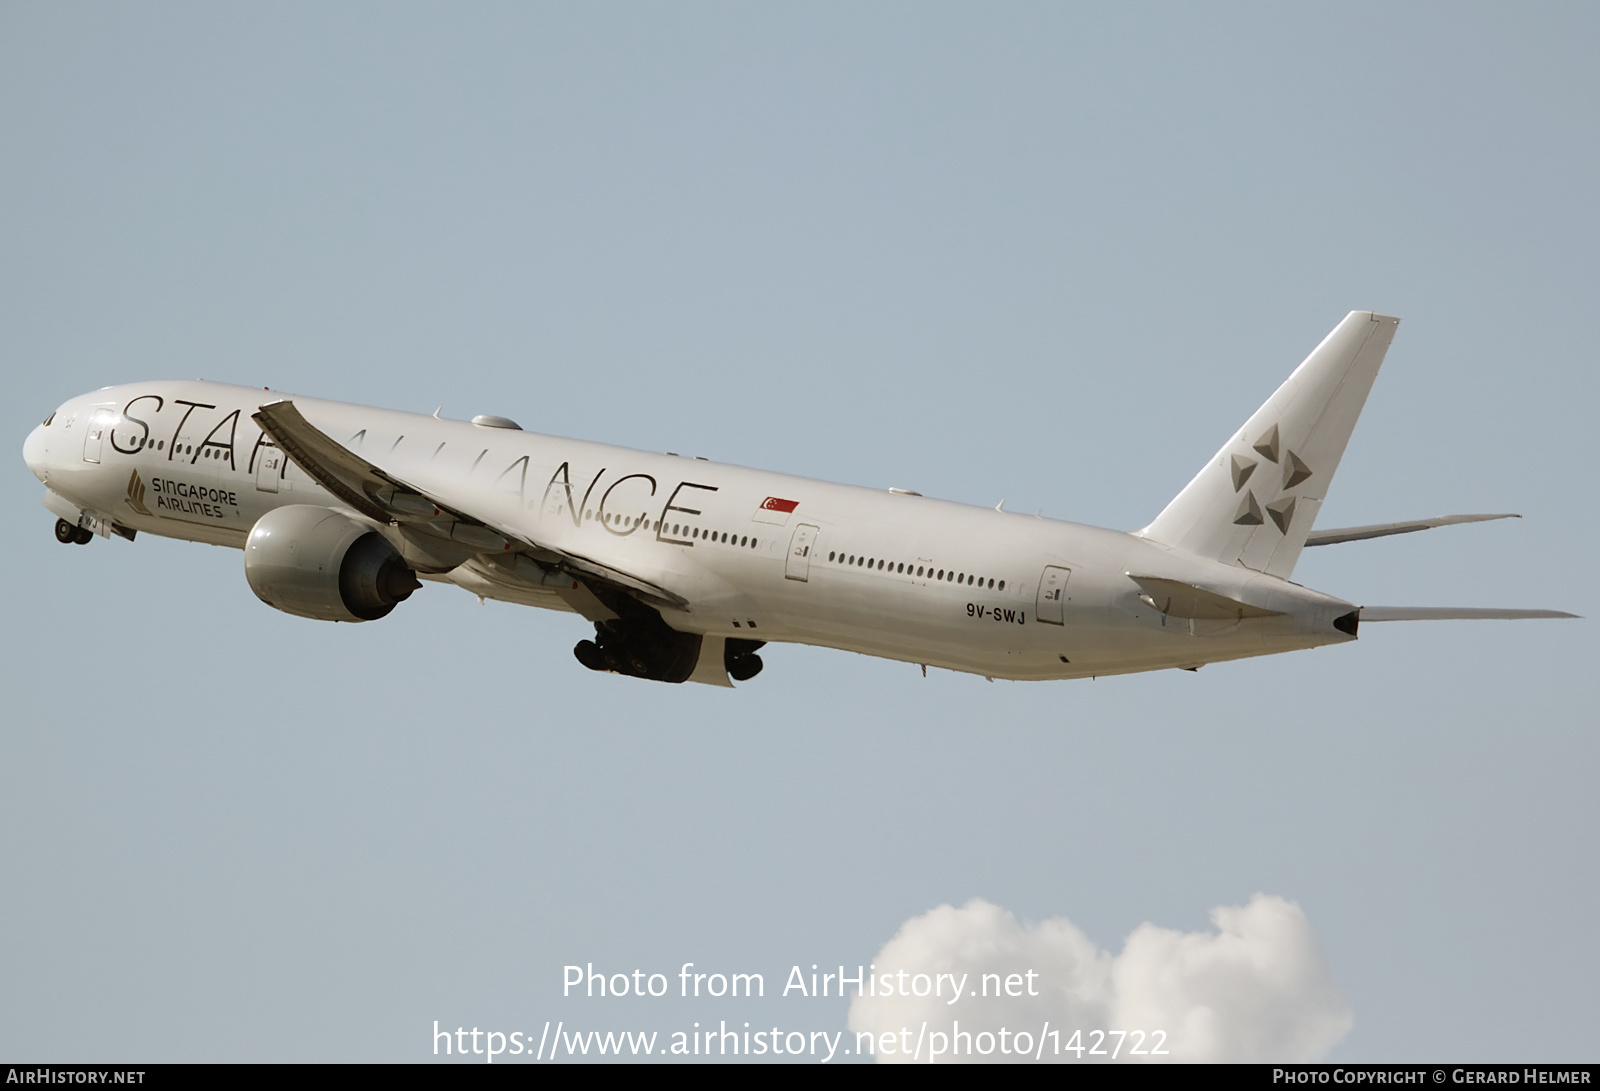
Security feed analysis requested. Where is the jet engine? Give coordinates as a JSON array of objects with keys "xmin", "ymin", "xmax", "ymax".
[{"xmin": 243, "ymin": 505, "xmax": 420, "ymax": 622}]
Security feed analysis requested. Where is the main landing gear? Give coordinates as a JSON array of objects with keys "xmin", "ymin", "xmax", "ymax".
[
  {"xmin": 54, "ymin": 518, "xmax": 92, "ymax": 546},
  {"xmin": 570, "ymin": 620, "xmax": 768, "ymax": 684},
  {"xmin": 568, "ymin": 585, "xmax": 768, "ymax": 684},
  {"xmin": 573, "ymin": 613, "xmax": 703, "ymax": 683},
  {"xmin": 725, "ymin": 638, "xmax": 764, "ymax": 681}
]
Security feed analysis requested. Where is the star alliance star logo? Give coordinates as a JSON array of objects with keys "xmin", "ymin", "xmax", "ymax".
[{"xmin": 1232, "ymin": 425, "xmax": 1312, "ymax": 535}]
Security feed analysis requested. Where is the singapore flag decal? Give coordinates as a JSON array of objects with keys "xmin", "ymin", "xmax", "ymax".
[{"xmin": 752, "ymin": 496, "xmax": 799, "ymax": 526}]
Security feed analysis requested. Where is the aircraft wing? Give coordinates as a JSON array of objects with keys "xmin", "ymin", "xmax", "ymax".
[
  {"xmin": 1305, "ymin": 513, "xmax": 1518, "ymax": 546},
  {"xmin": 252, "ymin": 400, "xmax": 691, "ymax": 611}
]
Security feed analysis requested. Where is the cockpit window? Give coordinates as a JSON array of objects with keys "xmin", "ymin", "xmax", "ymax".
[{"xmin": 43, "ymin": 412, "xmax": 55, "ymax": 426}]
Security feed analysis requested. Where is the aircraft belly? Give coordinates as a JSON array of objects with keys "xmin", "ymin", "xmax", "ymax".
[
  {"xmin": 765, "ymin": 575, "xmax": 1061, "ymax": 678},
  {"xmin": 434, "ymin": 567, "xmax": 576, "ymax": 613}
]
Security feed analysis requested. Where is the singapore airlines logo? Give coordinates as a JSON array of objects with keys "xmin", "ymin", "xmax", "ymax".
[{"xmin": 125, "ymin": 470, "xmax": 152, "ymax": 516}]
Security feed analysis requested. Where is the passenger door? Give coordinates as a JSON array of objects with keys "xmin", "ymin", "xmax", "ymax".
[
  {"xmin": 81, "ymin": 410, "xmax": 110, "ymax": 464},
  {"xmin": 1036, "ymin": 565, "xmax": 1071, "ymax": 625},
  {"xmin": 255, "ymin": 445, "xmax": 284, "ymax": 493},
  {"xmin": 785, "ymin": 524, "xmax": 819, "ymax": 582}
]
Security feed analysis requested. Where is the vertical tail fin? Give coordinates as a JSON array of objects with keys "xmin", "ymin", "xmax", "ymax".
[{"xmin": 1137, "ymin": 311, "xmax": 1400, "ymax": 578}]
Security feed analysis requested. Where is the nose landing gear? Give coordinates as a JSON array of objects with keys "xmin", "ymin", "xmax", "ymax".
[{"xmin": 54, "ymin": 518, "xmax": 92, "ymax": 545}]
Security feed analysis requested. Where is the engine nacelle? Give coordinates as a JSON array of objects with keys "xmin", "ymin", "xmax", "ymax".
[{"xmin": 244, "ymin": 505, "xmax": 419, "ymax": 622}]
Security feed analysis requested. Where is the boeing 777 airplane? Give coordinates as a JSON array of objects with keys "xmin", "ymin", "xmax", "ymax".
[{"xmin": 20, "ymin": 311, "xmax": 1576, "ymax": 685}]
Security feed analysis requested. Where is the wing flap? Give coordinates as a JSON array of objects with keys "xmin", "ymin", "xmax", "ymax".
[
  {"xmin": 1305, "ymin": 513, "xmax": 1519, "ymax": 547},
  {"xmin": 252, "ymin": 399, "xmax": 690, "ymax": 611}
]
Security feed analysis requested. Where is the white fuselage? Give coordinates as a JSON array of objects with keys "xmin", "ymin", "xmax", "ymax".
[{"xmin": 23, "ymin": 381, "xmax": 1358, "ymax": 681}]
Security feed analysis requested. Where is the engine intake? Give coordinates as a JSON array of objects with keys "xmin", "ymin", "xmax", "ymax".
[{"xmin": 244, "ymin": 505, "xmax": 419, "ymax": 622}]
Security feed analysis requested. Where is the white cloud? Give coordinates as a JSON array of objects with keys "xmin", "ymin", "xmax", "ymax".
[{"xmin": 846, "ymin": 894, "xmax": 1351, "ymax": 1064}]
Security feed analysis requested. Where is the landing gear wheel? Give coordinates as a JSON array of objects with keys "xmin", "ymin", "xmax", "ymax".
[
  {"xmin": 54, "ymin": 519, "xmax": 78, "ymax": 544},
  {"xmin": 573, "ymin": 640, "xmax": 610, "ymax": 672},
  {"xmin": 72, "ymin": 527, "xmax": 94, "ymax": 545},
  {"xmin": 728, "ymin": 653, "xmax": 764, "ymax": 682}
]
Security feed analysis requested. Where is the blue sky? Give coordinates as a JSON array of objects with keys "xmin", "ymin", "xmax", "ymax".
[{"xmin": 2, "ymin": 2, "xmax": 1595, "ymax": 1062}]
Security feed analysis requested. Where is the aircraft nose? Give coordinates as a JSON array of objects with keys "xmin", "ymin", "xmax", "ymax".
[{"xmin": 23, "ymin": 422, "xmax": 48, "ymax": 483}]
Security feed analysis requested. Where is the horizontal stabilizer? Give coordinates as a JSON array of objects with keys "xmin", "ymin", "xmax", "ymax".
[
  {"xmin": 1361, "ymin": 607, "xmax": 1579, "ymax": 621},
  {"xmin": 1306, "ymin": 513, "xmax": 1519, "ymax": 547},
  {"xmin": 1127, "ymin": 574, "xmax": 1284, "ymax": 620}
]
